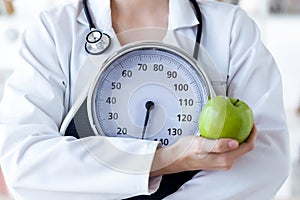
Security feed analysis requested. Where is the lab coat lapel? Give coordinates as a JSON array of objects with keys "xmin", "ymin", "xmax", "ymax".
[{"xmin": 169, "ymin": 0, "xmax": 199, "ymax": 30}]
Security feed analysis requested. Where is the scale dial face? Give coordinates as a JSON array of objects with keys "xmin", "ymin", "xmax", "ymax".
[{"xmin": 88, "ymin": 42, "xmax": 211, "ymax": 147}]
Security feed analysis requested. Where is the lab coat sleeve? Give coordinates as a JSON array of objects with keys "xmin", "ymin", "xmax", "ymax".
[
  {"xmin": 0, "ymin": 12, "xmax": 161, "ymax": 200},
  {"xmin": 165, "ymin": 7, "xmax": 290, "ymax": 200}
]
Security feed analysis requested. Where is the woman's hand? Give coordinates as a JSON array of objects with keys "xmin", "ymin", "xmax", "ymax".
[{"xmin": 150, "ymin": 124, "xmax": 257, "ymax": 176}]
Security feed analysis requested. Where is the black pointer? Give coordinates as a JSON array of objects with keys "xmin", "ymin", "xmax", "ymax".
[{"xmin": 141, "ymin": 101, "xmax": 155, "ymax": 139}]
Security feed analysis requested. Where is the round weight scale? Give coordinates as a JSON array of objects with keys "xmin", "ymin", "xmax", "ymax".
[{"xmin": 61, "ymin": 42, "xmax": 215, "ymax": 147}]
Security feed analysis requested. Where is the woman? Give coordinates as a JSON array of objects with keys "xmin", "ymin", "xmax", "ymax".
[{"xmin": 0, "ymin": 0, "xmax": 289, "ymax": 199}]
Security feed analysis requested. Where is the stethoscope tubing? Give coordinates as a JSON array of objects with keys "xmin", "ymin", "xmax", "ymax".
[
  {"xmin": 82, "ymin": 0, "xmax": 96, "ymax": 30},
  {"xmin": 189, "ymin": 0, "xmax": 202, "ymax": 59}
]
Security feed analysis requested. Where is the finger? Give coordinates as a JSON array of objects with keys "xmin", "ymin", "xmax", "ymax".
[
  {"xmin": 202, "ymin": 153, "xmax": 238, "ymax": 171},
  {"xmin": 199, "ymin": 137, "xmax": 239, "ymax": 153},
  {"xmin": 244, "ymin": 123, "xmax": 258, "ymax": 144},
  {"xmin": 225, "ymin": 125, "xmax": 257, "ymax": 159},
  {"xmin": 196, "ymin": 125, "xmax": 257, "ymax": 171}
]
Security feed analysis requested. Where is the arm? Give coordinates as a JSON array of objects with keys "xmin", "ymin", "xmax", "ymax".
[
  {"xmin": 164, "ymin": 7, "xmax": 290, "ymax": 200},
  {"xmin": 0, "ymin": 11, "xmax": 160, "ymax": 200},
  {"xmin": 150, "ymin": 125, "xmax": 257, "ymax": 177}
]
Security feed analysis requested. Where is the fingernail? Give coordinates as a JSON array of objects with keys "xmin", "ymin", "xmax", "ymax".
[{"xmin": 228, "ymin": 141, "xmax": 238, "ymax": 149}]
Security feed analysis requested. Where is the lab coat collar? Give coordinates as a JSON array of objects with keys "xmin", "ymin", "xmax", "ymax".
[
  {"xmin": 76, "ymin": 0, "xmax": 200, "ymax": 33},
  {"xmin": 169, "ymin": 0, "xmax": 199, "ymax": 30}
]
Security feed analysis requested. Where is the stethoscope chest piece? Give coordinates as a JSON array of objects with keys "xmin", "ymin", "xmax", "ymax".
[{"xmin": 85, "ymin": 29, "xmax": 111, "ymax": 55}]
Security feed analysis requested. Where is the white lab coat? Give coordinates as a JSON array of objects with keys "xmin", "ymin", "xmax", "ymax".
[{"xmin": 0, "ymin": 0, "xmax": 290, "ymax": 199}]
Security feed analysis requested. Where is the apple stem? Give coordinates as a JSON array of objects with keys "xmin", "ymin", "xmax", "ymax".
[{"xmin": 234, "ymin": 99, "xmax": 240, "ymax": 106}]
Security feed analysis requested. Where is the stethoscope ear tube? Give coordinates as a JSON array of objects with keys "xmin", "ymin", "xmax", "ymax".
[
  {"xmin": 189, "ymin": 0, "xmax": 202, "ymax": 59},
  {"xmin": 82, "ymin": 0, "xmax": 96, "ymax": 30}
]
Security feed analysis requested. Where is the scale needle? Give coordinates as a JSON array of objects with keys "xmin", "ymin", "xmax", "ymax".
[{"xmin": 141, "ymin": 101, "xmax": 155, "ymax": 139}]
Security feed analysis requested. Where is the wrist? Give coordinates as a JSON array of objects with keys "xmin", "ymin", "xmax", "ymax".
[{"xmin": 150, "ymin": 145, "xmax": 182, "ymax": 177}]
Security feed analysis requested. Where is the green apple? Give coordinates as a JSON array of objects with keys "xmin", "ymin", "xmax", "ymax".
[{"xmin": 199, "ymin": 96, "xmax": 254, "ymax": 143}]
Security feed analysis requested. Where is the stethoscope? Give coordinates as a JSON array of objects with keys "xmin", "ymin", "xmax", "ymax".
[{"xmin": 83, "ymin": 0, "xmax": 203, "ymax": 59}]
